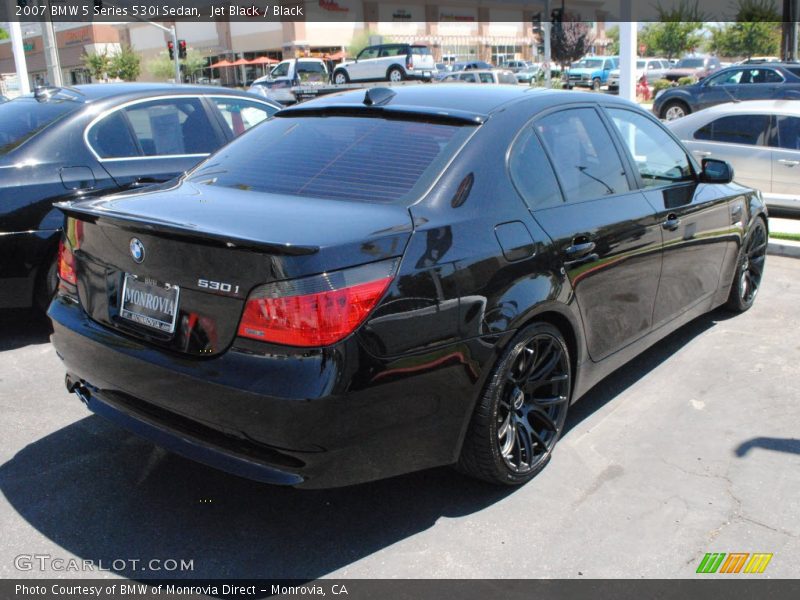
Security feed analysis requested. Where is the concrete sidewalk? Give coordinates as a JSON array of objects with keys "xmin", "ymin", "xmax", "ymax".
[{"xmin": 767, "ymin": 216, "xmax": 800, "ymax": 258}]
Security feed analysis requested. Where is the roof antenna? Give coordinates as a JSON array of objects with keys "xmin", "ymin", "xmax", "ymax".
[{"xmin": 363, "ymin": 87, "xmax": 396, "ymax": 106}]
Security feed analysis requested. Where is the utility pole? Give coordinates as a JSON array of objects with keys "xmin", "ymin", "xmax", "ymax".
[
  {"xmin": 543, "ymin": 0, "xmax": 552, "ymax": 87},
  {"xmin": 9, "ymin": 21, "xmax": 31, "ymax": 95},
  {"xmin": 41, "ymin": 3, "xmax": 64, "ymax": 87}
]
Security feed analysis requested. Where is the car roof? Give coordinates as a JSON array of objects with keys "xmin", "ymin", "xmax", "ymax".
[
  {"xmin": 35, "ymin": 83, "xmax": 260, "ymax": 104},
  {"xmin": 279, "ymin": 84, "xmax": 640, "ymax": 121}
]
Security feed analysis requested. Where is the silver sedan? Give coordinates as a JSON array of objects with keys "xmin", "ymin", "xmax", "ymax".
[{"xmin": 667, "ymin": 99, "xmax": 800, "ymax": 214}]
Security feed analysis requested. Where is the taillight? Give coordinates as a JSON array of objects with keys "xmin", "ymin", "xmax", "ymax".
[
  {"xmin": 58, "ymin": 238, "xmax": 77, "ymax": 285},
  {"xmin": 407, "ymin": 58, "xmax": 414, "ymax": 69},
  {"xmin": 237, "ymin": 259, "xmax": 398, "ymax": 347}
]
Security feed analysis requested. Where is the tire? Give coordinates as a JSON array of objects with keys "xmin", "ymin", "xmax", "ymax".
[
  {"xmin": 457, "ymin": 322, "xmax": 572, "ymax": 486},
  {"xmin": 333, "ymin": 70, "xmax": 349, "ymax": 85},
  {"xmin": 592, "ymin": 77, "xmax": 602, "ymax": 91},
  {"xmin": 661, "ymin": 99, "xmax": 690, "ymax": 121},
  {"xmin": 35, "ymin": 254, "xmax": 58, "ymax": 312},
  {"xmin": 725, "ymin": 217, "xmax": 767, "ymax": 313},
  {"xmin": 387, "ymin": 66, "xmax": 405, "ymax": 83}
]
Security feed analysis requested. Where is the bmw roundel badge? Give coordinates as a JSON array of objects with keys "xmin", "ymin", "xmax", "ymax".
[{"xmin": 130, "ymin": 238, "xmax": 145, "ymax": 264}]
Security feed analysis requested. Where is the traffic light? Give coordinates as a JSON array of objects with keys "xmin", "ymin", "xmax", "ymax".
[
  {"xmin": 167, "ymin": 41, "xmax": 174, "ymax": 60},
  {"xmin": 178, "ymin": 40, "xmax": 187, "ymax": 59},
  {"xmin": 531, "ymin": 12, "xmax": 542, "ymax": 36},
  {"xmin": 551, "ymin": 8, "xmax": 564, "ymax": 36}
]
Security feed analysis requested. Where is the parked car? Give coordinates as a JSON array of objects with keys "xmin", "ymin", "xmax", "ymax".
[
  {"xmin": 332, "ymin": 43, "xmax": 435, "ymax": 84},
  {"xmin": 441, "ymin": 70, "xmax": 518, "ymax": 84},
  {"xmin": 0, "ymin": 84, "xmax": 280, "ymax": 311},
  {"xmin": 565, "ymin": 56, "xmax": 618, "ymax": 90},
  {"xmin": 740, "ymin": 56, "xmax": 781, "ymax": 65},
  {"xmin": 50, "ymin": 86, "xmax": 765, "ymax": 489},
  {"xmin": 667, "ymin": 99, "xmax": 800, "ymax": 214},
  {"xmin": 501, "ymin": 60, "xmax": 531, "ymax": 73},
  {"xmin": 607, "ymin": 58, "xmax": 670, "ymax": 91},
  {"xmin": 654, "ymin": 63, "xmax": 800, "ymax": 120},
  {"xmin": 515, "ymin": 64, "xmax": 542, "ymax": 84},
  {"xmin": 451, "ymin": 60, "xmax": 494, "ymax": 72},
  {"xmin": 664, "ymin": 55, "xmax": 722, "ymax": 82},
  {"xmin": 249, "ymin": 58, "xmax": 329, "ymax": 105}
]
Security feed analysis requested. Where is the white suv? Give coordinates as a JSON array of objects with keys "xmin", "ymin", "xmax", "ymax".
[{"xmin": 333, "ymin": 44, "xmax": 435, "ymax": 84}]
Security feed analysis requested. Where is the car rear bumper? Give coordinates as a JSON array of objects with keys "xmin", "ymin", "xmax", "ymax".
[{"xmin": 49, "ymin": 295, "xmax": 490, "ymax": 488}]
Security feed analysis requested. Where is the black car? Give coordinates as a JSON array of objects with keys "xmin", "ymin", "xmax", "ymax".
[
  {"xmin": 50, "ymin": 86, "xmax": 767, "ymax": 489},
  {"xmin": 0, "ymin": 84, "xmax": 280, "ymax": 310},
  {"xmin": 654, "ymin": 63, "xmax": 800, "ymax": 120}
]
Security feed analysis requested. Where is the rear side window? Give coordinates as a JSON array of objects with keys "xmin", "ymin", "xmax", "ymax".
[
  {"xmin": 479, "ymin": 72, "xmax": 494, "ymax": 83},
  {"xmin": 535, "ymin": 108, "xmax": 630, "ymax": 203},
  {"xmin": 694, "ymin": 115, "xmax": 770, "ymax": 146},
  {"xmin": 210, "ymin": 97, "xmax": 275, "ymax": 137},
  {"xmin": 509, "ymin": 127, "xmax": 564, "ymax": 209},
  {"xmin": 124, "ymin": 98, "xmax": 219, "ymax": 156},
  {"xmin": 0, "ymin": 98, "xmax": 81, "ymax": 155},
  {"xmin": 774, "ymin": 115, "xmax": 800, "ymax": 150},
  {"xmin": 189, "ymin": 115, "xmax": 475, "ymax": 204}
]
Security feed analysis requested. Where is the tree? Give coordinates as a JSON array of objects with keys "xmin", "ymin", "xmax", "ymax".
[
  {"xmin": 605, "ymin": 25, "xmax": 620, "ymax": 55},
  {"xmin": 181, "ymin": 49, "xmax": 207, "ymax": 82},
  {"xmin": 146, "ymin": 52, "xmax": 176, "ymax": 81},
  {"xmin": 147, "ymin": 49, "xmax": 207, "ymax": 82},
  {"xmin": 109, "ymin": 45, "xmax": 141, "ymax": 82},
  {"xmin": 639, "ymin": 22, "xmax": 703, "ymax": 59},
  {"xmin": 0, "ymin": 29, "xmax": 9, "ymax": 40},
  {"xmin": 709, "ymin": 23, "xmax": 780, "ymax": 58},
  {"xmin": 551, "ymin": 21, "xmax": 595, "ymax": 68},
  {"xmin": 82, "ymin": 51, "xmax": 109, "ymax": 82},
  {"xmin": 347, "ymin": 30, "xmax": 385, "ymax": 58},
  {"xmin": 709, "ymin": 0, "xmax": 781, "ymax": 59}
]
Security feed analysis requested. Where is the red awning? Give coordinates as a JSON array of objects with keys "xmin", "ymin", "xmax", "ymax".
[
  {"xmin": 209, "ymin": 59, "xmax": 234, "ymax": 68},
  {"xmin": 229, "ymin": 58, "xmax": 251, "ymax": 66},
  {"xmin": 249, "ymin": 56, "xmax": 279, "ymax": 65}
]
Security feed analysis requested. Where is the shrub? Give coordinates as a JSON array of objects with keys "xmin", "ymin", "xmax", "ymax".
[
  {"xmin": 677, "ymin": 76, "xmax": 697, "ymax": 86},
  {"xmin": 652, "ymin": 79, "xmax": 672, "ymax": 93}
]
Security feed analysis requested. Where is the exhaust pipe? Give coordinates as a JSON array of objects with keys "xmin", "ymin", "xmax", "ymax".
[{"xmin": 65, "ymin": 374, "xmax": 90, "ymax": 405}]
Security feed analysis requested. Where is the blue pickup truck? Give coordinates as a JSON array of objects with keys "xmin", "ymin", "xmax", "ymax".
[{"xmin": 565, "ymin": 56, "xmax": 618, "ymax": 90}]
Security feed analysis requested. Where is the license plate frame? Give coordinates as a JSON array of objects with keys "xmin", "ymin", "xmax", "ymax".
[{"xmin": 119, "ymin": 273, "xmax": 180, "ymax": 334}]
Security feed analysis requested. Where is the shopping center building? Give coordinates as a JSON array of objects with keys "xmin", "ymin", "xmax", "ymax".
[{"xmin": 1, "ymin": 0, "xmax": 609, "ymax": 89}]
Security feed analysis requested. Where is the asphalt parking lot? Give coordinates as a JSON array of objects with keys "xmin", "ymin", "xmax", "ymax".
[{"xmin": 0, "ymin": 256, "xmax": 798, "ymax": 580}]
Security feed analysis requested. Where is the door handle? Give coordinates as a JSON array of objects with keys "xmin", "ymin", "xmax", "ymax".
[
  {"xmin": 778, "ymin": 159, "xmax": 800, "ymax": 167},
  {"xmin": 662, "ymin": 213, "xmax": 681, "ymax": 231},
  {"xmin": 565, "ymin": 239, "xmax": 596, "ymax": 258},
  {"xmin": 692, "ymin": 150, "xmax": 712, "ymax": 157}
]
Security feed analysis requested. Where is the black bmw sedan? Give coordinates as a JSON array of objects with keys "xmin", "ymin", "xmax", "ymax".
[
  {"xmin": 49, "ymin": 85, "xmax": 767, "ymax": 488},
  {"xmin": 0, "ymin": 84, "xmax": 280, "ymax": 310}
]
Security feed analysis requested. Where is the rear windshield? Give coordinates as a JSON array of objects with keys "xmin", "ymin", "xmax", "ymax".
[
  {"xmin": 188, "ymin": 115, "xmax": 474, "ymax": 204},
  {"xmin": 676, "ymin": 58, "xmax": 705, "ymax": 68},
  {"xmin": 0, "ymin": 97, "xmax": 81, "ymax": 154}
]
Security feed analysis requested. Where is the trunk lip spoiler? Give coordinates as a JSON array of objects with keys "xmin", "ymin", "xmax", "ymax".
[
  {"xmin": 55, "ymin": 201, "xmax": 320, "ymax": 256},
  {"xmin": 275, "ymin": 103, "xmax": 487, "ymax": 125}
]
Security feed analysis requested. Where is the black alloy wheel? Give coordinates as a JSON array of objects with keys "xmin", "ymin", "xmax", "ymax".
[
  {"xmin": 726, "ymin": 218, "xmax": 767, "ymax": 312},
  {"xmin": 458, "ymin": 322, "xmax": 572, "ymax": 485}
]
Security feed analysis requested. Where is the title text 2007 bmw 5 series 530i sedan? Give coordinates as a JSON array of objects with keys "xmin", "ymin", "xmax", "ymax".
[{"xmin": 49, "ymin": 86, "xmax": 768, "ymax": 489}]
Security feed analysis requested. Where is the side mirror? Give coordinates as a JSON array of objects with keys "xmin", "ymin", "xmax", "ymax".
[{"xmin": 700, "ymin": 158, "xmax": 733, "ymax": 184}]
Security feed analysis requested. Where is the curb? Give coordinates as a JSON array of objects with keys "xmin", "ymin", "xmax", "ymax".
[{"xmin": 767, "ymin": 238, "xmax": 800, "ymax": 258}]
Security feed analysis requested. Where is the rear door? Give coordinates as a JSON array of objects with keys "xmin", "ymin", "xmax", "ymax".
[
  {"xmin": 87, "ymin": 96, "xmax": 225, "ymax": 189},
  {"xmin": 689, "ymin": 113, "xmax": 773, "ymax": 193},
  {"xmin": 528, "ymin": 106, "xmax": 663, "ymax": 361},
  {"xmin": 605, "ymin": 107, "xmax": 734, "ymax": 325},
  {"xmin": 770, "ymin": 114, "xmax": 800, "ymax": 198},
  {"xmin": 735, "ymin": 67, "xmax": 784, "ymax": 101}
]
